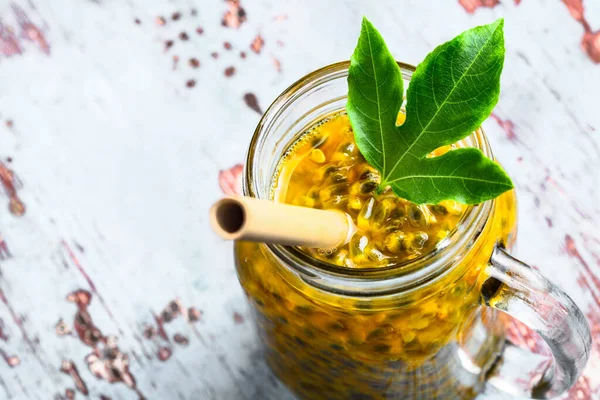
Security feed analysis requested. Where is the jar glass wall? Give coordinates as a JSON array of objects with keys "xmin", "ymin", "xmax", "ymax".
[{"xmin": 235, "ymin": 62, "xmax": 518, "ymax": 400}]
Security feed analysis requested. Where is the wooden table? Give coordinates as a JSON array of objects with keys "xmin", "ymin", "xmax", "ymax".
[{"xmin": 0, "ymin": 0, "xmax": 598, "ymax": 399}]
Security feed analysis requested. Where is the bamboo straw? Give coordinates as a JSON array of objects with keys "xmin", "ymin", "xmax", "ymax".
[{"xmin": 209, "ymin": 196, "xmax": 354, "ymax": 248}]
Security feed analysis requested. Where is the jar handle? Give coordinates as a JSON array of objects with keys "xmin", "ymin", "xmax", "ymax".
[{"xmin": 482, "ymin": 245, "xmax": 592, "ymax": 399}]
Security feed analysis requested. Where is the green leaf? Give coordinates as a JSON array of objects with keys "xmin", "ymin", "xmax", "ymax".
[
  {"xmin": 347, "ymin": 17, "xmax": 514, "ymax": 204},
  {"xmin": 347, "ymin": 17, "xmax": 404, "ymax": 174}
]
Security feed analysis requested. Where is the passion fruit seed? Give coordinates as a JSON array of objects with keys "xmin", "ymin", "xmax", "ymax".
[
  {"xmin": 384, "ymin": 231, "xmax": 407, "ymax": 253},
  {"xmin": 357, "ymin": 198, "xmax": 376, "ymax": 230},
  {"xmin": 430, "ymin": 204, "xmax": 448, "ymax": 215},
  {"xmin": 319, "ymin": 183, "xmax": 349, "ymax": 202},
  {"xmin": 359, "ymin": 181, "xmax": 378, "ymax": 195},
  {"xmin": 412, "ymin": 232, "xmax": 429, "ymax": 250}
]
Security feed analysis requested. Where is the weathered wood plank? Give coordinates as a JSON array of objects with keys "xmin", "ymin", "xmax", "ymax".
[{"xmin": 0, "ymin": 0, "xmax": 598, "ymax": 398}]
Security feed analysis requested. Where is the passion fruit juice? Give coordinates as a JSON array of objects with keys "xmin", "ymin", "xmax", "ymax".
[
  {"xmin": 272, "ymin": 113, "xmax": 470, "ymax": 268},
  {"xmin": 235, "ymin": 112, "xmax": 517, "ymax": 399}
]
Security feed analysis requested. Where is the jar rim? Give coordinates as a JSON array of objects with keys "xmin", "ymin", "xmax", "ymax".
[{"xmin": 243, "ymin": 61, "xmax": 494, "ymax": 295}]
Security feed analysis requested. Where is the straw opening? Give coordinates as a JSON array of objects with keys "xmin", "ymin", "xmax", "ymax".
[{"xmin": 215, "ymin": 199, "xmax": 246, "ymax": 234}]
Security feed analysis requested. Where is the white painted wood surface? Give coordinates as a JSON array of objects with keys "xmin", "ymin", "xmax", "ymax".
[{"xmin": 0, "ymin": 0, "xmax": 598, "ymax": 399}]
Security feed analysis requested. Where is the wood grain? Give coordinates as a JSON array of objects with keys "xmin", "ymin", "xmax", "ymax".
[{"xmin": 0, "ymin": 0, "xmax": 598, "ymax": 398}]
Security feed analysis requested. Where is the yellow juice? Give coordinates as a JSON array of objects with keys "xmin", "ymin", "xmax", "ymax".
[{"xmin": 235, "ymin": 112, "xmax": 517, "ymax": 399}]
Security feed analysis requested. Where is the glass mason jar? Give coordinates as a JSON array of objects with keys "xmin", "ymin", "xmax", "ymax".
[{"xmin": 234, "ymin": 62, "xmax": 591, "ymax": 399}]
